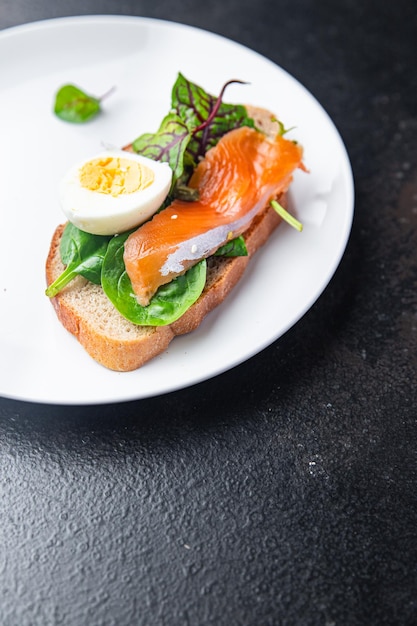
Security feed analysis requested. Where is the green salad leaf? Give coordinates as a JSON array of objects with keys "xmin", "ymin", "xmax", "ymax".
[
  {"xmin": 214, "ymin": 235, "xmax": 248, "ymax": 257},
  {"xmin": 132, "ymin": 112, "xmax": 192, "ymax": 190},
  {"xmin": 101, "ymin": 231, "xmax": 207, "ymax": 326},
  {"xmin": 131, "ymin": 74, "xmax": 255, "ymax": 189},
  {"xmin": 171, "ymin": 73, "xmax": 255, "ymax": 165},
  {"xmin": 46, "ymin": 223, "xmax": 111, "ymax": 297},
  {"xmin": 54, "ymin": 84, "xmax": 114, "ymax": 123}
]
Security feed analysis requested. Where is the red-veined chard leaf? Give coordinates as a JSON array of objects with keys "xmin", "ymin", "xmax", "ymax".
[
  {"xmin": 54, "ymin": 84, "xmax": 115, "ymax": 124},
  {"xmin": 171, "ymin": 72, "xmax": 255, "ymax": 164},
  {"xmin": 132, "ymin": 112, "xmax": 192, "ymax": 190},
  {"xmin": 131, "ymin": 73, "xmax": 255, "ymax": 190}
]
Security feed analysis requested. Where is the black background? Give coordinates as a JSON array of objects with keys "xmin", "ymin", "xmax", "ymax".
[{"xmin": 1, "ymin": 1, "xmax": 416, "ymax": 624}]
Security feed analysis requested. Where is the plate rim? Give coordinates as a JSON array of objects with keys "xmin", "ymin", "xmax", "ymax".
[{"xmin": 0, "ymin": 14, "xmax": 354, "ymax": 405}]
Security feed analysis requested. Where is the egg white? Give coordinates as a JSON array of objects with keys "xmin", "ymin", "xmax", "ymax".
[{"xmin": 59, "ymin": 150, "xmax": 172, "ymax": 235}]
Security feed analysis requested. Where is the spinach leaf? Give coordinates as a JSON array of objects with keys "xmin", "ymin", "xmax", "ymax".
[
  {"xmin": 171, "ymin": 73, "xmax": 255, "ymax": 164},
  {"xmin": 132, "ymin": 112, "xmax": 192, "ymax": 190},
  {"xmin": 214, "ymin": 235, "xmax": 248, "ymax": 257},
  {"xmin": 54, "ymin": 84, "xmax": 114, "ymax": 123},
  {"xmin": 101, "ymin": 231, "xmax": 207, "ymax": 326},
  {"xmin": 46, "ymin": 223, "xmax": 111, "ymax": 297}
]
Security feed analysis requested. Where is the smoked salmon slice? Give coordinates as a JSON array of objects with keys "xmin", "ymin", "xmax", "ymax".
[{"xmin": 124, "ymin": 125, "xmax": 303, "ymax": 306}]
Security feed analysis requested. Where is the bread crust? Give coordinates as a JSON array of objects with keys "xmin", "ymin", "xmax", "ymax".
[{"xmin": 45, "ymin": 106, "xmax": 294, "ymax": 371}]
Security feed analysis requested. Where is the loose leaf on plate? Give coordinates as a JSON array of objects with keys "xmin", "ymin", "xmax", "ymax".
[
  {"xmin": 54, "ymin": 84, "xmax": 112, "ymax": 123},
  {"xmin": 101, "ymin": 231, "xmax": 207, "ymax": 326}
]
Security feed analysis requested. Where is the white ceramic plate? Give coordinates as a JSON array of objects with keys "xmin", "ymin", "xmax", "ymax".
[{"xmin": 0, "ymin": 15, "xmax": 354, "ymax": 405}]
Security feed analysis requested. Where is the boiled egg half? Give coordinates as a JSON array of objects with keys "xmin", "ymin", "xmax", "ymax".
[{"xmin": 59, "ymin": 150, "xmax": 172, "ymax": 235}]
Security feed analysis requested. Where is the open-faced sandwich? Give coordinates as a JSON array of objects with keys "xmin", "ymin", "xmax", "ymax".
[{"xmin": 45, "ymin": 73, "xmax": 305, "ymax": 371}]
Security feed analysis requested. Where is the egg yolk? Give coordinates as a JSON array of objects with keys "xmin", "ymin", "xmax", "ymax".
[{"xmin": 79, "ymin": 156, "xmax": 155, "ymax": 197}]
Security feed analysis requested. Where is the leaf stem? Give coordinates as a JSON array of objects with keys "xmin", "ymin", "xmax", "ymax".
[
  {"xmin": 193, "ymin": 79, "xmax": 248, "ymax": 134},
  {"xmin": 270, "ymin": 199, "xmax": 303, "ymax": 232},
  {"xmin": 45, "ymin": 265, "xmax": 77, "ymax": 298},
  {"xmin": 99, "ymin": 85, "xmax": 116, "ymax": 102}
]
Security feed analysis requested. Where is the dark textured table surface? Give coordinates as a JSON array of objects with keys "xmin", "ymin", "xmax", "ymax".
[{"xmin": 1, "ymin": 1, "xmax": 416, "ymax": 624}]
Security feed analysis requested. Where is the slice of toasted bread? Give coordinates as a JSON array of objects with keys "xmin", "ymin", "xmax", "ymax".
[
  {"xmin": 45, "ymin": 106, "xmax": 292, "ymax": 371},
  {"xmin": 45, "ymin": 199, "xmax": 284, "ymax": 371}
]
